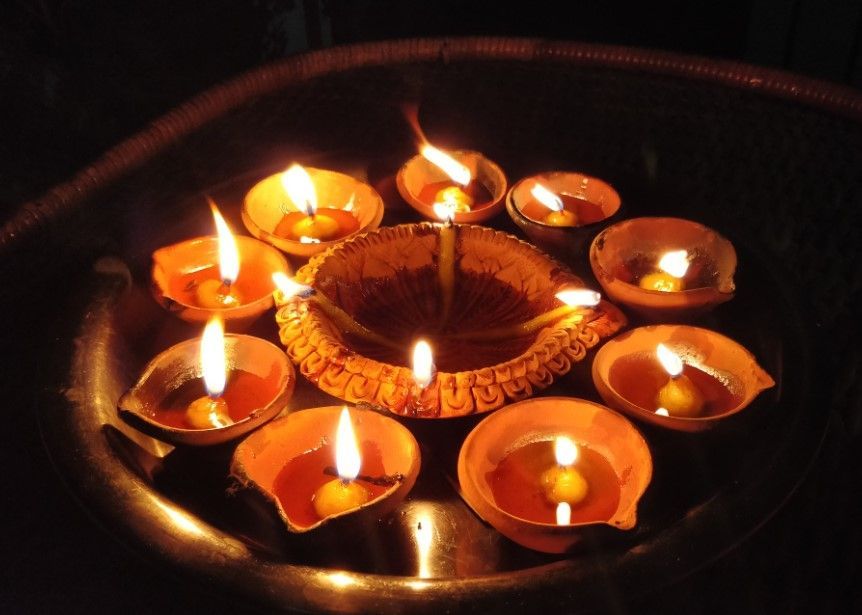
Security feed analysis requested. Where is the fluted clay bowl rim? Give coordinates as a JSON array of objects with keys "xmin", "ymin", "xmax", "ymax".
[
  {"xmin": 591, "ymin": 324, "xmax": 776, "ymax": 432},
  {"xmin": 230, "ymin": 405, "xmax": 421, "ymax": 533},
  {"xmin": 506, "ymin": 171, "xmax": 622, "ymax": 229},
  {"xmin": 151, "ymin": 234, "xmax": 290, "ymax": 325},
  {"xmin": 589, "ymin": 217, "xmax": 737, "ymax": 319},
  {"xmin": 457, "ymin": 396, "xmax": 653, "ymax": 553},
  {"xmin": 118, "ymin": 334, "xmax": 296, "ymax": 446},
  {"xmin": 242, "ymin": 167, "xmax": 385, "ymax": 258},
  {"xmin": 396, "ymin": 150, "xmax": 508, "ymax": 223},
  {"xmin": 275, "ymin": 223, "xmax": 626, "ymax": 418}
]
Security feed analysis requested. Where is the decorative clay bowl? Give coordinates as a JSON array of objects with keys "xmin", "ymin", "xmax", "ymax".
[
  {"xmin": 589, "ymin": 217, "xmax": 737, "ymax": 321},
  {"xmin": 118, "ymin": 334, "xmax": 295, "ymax": 446},
  {"xmin": 276, "ymin": 223, "xmax": 626, "ymax": 418},
  {"xmin": 458, "ymin": 397, "xmax": 653, "ymax": 553},
  {"xmin": 506, "ymin": 171, "xmax": 621, "ymax": 259},
  {"xmin": 396, "ymin": 150, "xmax": 507, "ymax": 223},
  {"xmin": 242, "ymin": 167, "xmax": 384, "ymax": 258},
  {"xmin": 592, "ymin": 324, "xmax": 775, "ymax": 432}
]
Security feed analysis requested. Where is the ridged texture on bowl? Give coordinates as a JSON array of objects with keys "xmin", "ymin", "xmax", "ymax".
[{"xmin": 276, "ymin": 223, "xmax": 626, "ymax": 417}]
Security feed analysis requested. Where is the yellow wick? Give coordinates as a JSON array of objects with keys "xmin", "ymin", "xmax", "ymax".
[
  {"xmin": 195, "ymin": 279, "xmax": 242, "ymax": 309},
  {"xmin": 543, "ymin": 209, "xmax": 578, "ymax": 227},
  {"xmin": 186, "ymin": 396, "xmax": 232, "ymax": 429},
  {"xmin": 540, "ymin": 466, "xmax": 589, "ymax": 505},
  {"xmin": 449, "ymin": 304, "xmax": 587, "ymax": 341},
  {"xmin": 311, "ymin": 293, "xmax": 403, "ymax": 351},
  {"xmin": 290, "ymin": 213, "xmax": 340, "ymax": 241},
  {"xmin": 313, "ymin": 479, "xmax": 371, "ymax": 519},
  {"xmin": 639, "ymin": 271, "xmax": 685, "ymax": 292}
]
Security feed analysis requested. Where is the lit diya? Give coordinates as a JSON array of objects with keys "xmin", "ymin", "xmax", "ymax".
[
  {"xmin": 230, "ymin": 405, "xmax": 420, "ymax": 533},
  {"xmin": 592, "ymin": 325, "xmax": 775, "ymax": 431},
  {"xmin": 396, "ymin": 144, "xmax": 507, "ymax": 224},
  {"xmin": 242, "ymin": 164, "xmax": 384, "ymax": 257},
  {"xmin": 506, "ymin": 172, "xmax": 621, "ymax": 259},
  {"xmin": 274, "ymin": 223, "xmax": 626, "ymax": 418},
  {"xmin": 590, "ymin": 217, "xmax": 736, "ymax": 321},
  {"xmin": 151, "ymin": 201, "xmax": 289, "ymax": 327},
  {"xmin": 458, "ymin": 397, "xmax": 652, "ymax": 553},
  {"xmin": 118, "ymin": 317, "xmax": 295, "ymax": 446}
]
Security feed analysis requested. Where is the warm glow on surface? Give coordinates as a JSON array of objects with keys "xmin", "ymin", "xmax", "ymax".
[
  {"xmin": 555, "ymin": 289, "xmax": 601, "ymax": 307},
  {"xmin": 299, "ymin": 236, "xmax": 321, "ymax": 244},
  {"xmin": 655, "ymin": 407, "xmax": 670, "ymax": 417},
  {"xmin": 327, "ymin": 572, "xmax": 357, "ymax": 588},
  {"xmin": 554, "ymin": 436, "xmax": 579, "ymax": 467},
  {"xmin": 657, "ymin": 343, "xmax": 684, "ymax": 378},
  {"xmin": 200, "ymin": 318, "xmax": 226, "ymax": 398},
  {"xmin": 556, "ymin": 502, "xmax": 572, "ymax": 526},
  {"xmin": 335, "ymin": 407, "xmax": 362, "ymax": 480},
  {"xmin": 281, "ymin": 164, "xmax": 318, "ymax": 216},
  {"xmin": 343, "ymin": 192, "xmax": 356, "ymax": 211},
  {"xmin": 432, "ymin": 200, "xmax": 457, "ymax": 223},
  {"xmin": 209, "ymin": 200, "xmax": 240, "ymax": 285},
  {"xmin": 415, "ymin": 514, "xmax": 434, "ymax": 579},
  {"xmin": 658, "ymin": 249, "xmax": 690, "ymax": 279},
  {"xmin": 153, "ymin": 498, "xmax": 205, "ymax": 537},
  {"xmin": 412, "ymin": 340, "xmax": 434, "ymax": 389},
  {"xmin": 421, "ymin": 145, "xmax": 471, "ymax": 186},
  {"xmin": 531, "ymin": 182, "xmax": 564, "ymax": 212},
  {"xmin": 271, "ymin": 272, "xmax": 312, "ymax": 298}
]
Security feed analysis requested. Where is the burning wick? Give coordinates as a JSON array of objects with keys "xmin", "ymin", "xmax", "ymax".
[
  {"xmin": 422, "ymin": 145, "xmax": 474, "ymax": 213},
  {"xmin": 639, "ymin": 250, "xmax": 690, "ymax": 292},
  {"xmin": 540, "ymin": 436, "xmax": 589, "ymax": 506},
  {"xmin": 655, "ymin": 407, "xmax": 670, "ymax": 417},
  {"xmin": 282, "ymin": 164, "xmax": 340, "ymax": 241},
  {"xmin": 556, "ymin": 502, "xmax": 572, "ymax": 526},
  {"xmin": 185, "ymin": 318, "xmax": 233, "ymax": 429},
  {"xmin": 654, "ymin": 344, "xmax": 704, "ymax": 417},
  {"xmin": 312, "ymin": 407, "xmax": 371, "ymax": 519},
  {"xmin": 531, "ymin": 182, "xmax": 577, "ymax": 227},
  {"xmin": 195, "ymin": 201, "xmax": 243, "ymax": 309},
  {"xmin": 412, "ymin": 340, "xmax": 435, "ymax": 390}
]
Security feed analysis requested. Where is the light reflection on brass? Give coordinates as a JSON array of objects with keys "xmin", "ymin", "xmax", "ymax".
[{"xmin": 152, "ymin": 498, "xmax": 205, "ymax": 537}]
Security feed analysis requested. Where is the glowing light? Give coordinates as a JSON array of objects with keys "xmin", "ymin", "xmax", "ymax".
[
  {"xmin": 657, "ymin": 343, "xmax": 684, "ymax": 378},
  {"xmin": 554, "ymin": 436, "xmax": 579, "ymax": 467},
  {"xmin": 432, "ymin": 200, "xmax": 457, "ymax": 224},
  {"xmin": 555, "ymin": 289, "xmax": 601, "ymax": 307},
  {"xmin": 281, "ymin": 164, "xmax": 318, "ymax": 216},
  {"xmin": 271, "ymin": 272, "xmax": 313, "ymax": 298},
  {"xmin": 655, "ymin": 407, "xmax": 670, "ymax": 417},
  {"xmin": 200, "ymin": 318, "xmax": 226, "ymax": 398},
  {"xmin": 299, "ymin": 236, "xmax": 321, "ymax": 244},
  {"xmin": 327, "ymin": 572, "xmax": 356, "ymax": 588},
  {"xmin": 412, "ymin": 340, "xmax": 434, "ymax": 389},
  {"xmin": 556, "ymin": 502, "xmax": 572, "ymax": 526},
  {"xmin": 415, "ymin": 515, "xmax": 434, "ymax": 579},
  {"xmin": 658, "ymin": 249, "xmax": 690, "ymax": 279},
  {"xmin": 209, "ymin": 200, "xmax": 240, "ymax": 285},
  {"xmin": 421, "ymin": 145, "xmax": 471, "ymax": 186},
  {"xmin": 531, "ymin": 182, "xmax": 564, "ymax": 212},
  {"xmin": 343, "ymin": 192, "xmax": 356, "ymax": 212},
  {"xmin": 335, "ymin": 407, "xmax": 362, "ymax": 481}
]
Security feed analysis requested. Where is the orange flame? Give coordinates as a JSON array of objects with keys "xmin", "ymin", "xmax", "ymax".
[
  {"xmin": 208, "ymin": 200, "xmax": 240, "ymax": 286},
  {"xmin": 335, "ymin": 407, "xmax": 362, "ymax": 480},
  {"xmin": 658, "ymin": 249, "xmax": 690, "ymax": 278},
  {"xmin": 555, "ymin": 289, "xmax": 601, "ymax": 307},
  {"xmin": 656, "ymin": 344, "xmax": 684, "ymax": 378},
  {"xmin": 421, "ymin": 144, "xmax": 471, "ymax": 186},
  {"xmin": 554, "ymin": 436, "xmax": 579, "ymax": 467},
  {"xmin": 281, "ymin": 164, "xmax": 318, "ymax": 216},
  {"xmin": 556, "ymin": 502, "xmax": 572, "ymax": 526},
  {"xmin": 531, "ymin": 182, "xmax": 564, "ymax": 212},
  {"xmin": 200, "ymin": 317, "xmax": 226, "ymax": 398},
  {"xmin": 412, "ymin": 340, "xmax": 434, "ymax": 389}
]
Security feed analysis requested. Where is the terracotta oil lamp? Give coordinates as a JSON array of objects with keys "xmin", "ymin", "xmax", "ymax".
[
  {"xmin": 151, "ymin": 201, "xmax": 289, "ymax": 328},
  {"xmin": 458, "ymin": 397, "xmax": 652, "ymax": 553},
  {"xmin": 118, "ymin": 318, "xmax": 295, "ymax": 446},
  {"xmin": 272, "ymin": 224, "xmax": 626, "ymax": 418},
  {"xmin": 242, "ymin": 164, "xmax": 384, "ymax": 258},
  {"xmin": 592, "ymin": 324, "xmax": 775, "ymax": 432},
  {"xmin": 589, "ymin": 217, "xmax": 737, "ymax": 321},
  {"xmin": 230, "ymin": 405, "xmax": 420, "ymax": 533},
  {"xmin": 506, "ymin": 172, "xmax": 621, "ymax": 259},
  {"xmin": 396, "ymin": 145, "xmax": 507, "ymax": 224}
]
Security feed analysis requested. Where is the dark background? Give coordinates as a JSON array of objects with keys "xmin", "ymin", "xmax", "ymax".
[{"xmin": 2, "ymin": 1, "xmax": 861, "ymax": 612}]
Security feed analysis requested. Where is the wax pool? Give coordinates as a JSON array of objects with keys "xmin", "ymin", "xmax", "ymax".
[
  {"xmin": 418, "ymin": 180, "xmax": 493, "ymax": 211},
  {"xmin": 168, "ymin": 262, "xmax": 275, "ymax": 309},
  {"xmin": 622, "ymin": 253, "xmax": 718, "ymax": 291},
  {"xmin": 608, "ymin": 353, "xmax": 741, "ymax": 417},
  {"xmin": 152, "ymin": 369, "xmax": 273, "ymax": 429},
  {"xmin": 274, "ymin": 208, "xmax": 359, "ymax": 242},
  {"xmin": 273, "ymin": 440, "xmax": 389, "ymax": 528},
  {"xmin": 487, "ymin": 440, "xmax": 620, "ymax": 524},
  {"xmin": 522, "ymin": 194, "xmax": 607, "ymax": 226}
]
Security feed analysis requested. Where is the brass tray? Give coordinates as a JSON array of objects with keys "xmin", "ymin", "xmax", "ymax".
[{"xmin": 15, "ymin": 38, "xmax": 852, "ymax": 612}]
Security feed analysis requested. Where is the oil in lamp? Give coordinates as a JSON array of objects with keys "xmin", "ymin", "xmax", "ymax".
[
  {"xmin": 184, "ymin": 317, "xmax": 232, "ymax": 428},
  {"xmin": 277, "ymin": 164, "xmax": 355, "ymax": 243},
  {"xmin": 530, "ymin": 182, "xmax": 577, "ymax": 227},
  {"xmin": 654, "ymin": 343, "xmax": 704, "ymax": 417},
  {"xmin": 638, "ymin": 250, "xmax": 690, "ymax": 293},
  {"xmin": 312, "ymin": 407, "xmax": 372, "ymax": 519},
  {"xmin": 421, "ymin": 145, "xmax": 475, "ymax": 212},
  {"xmin": 194, "ymin": 202, "xmax": 242, "ymax": 309},
  {"xmin": 540, "ymin": 436, "xmax": 589, "ymax": 506}
]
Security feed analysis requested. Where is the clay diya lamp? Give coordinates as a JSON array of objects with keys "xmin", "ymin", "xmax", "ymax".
[
  {"xmin": 396, "ymin": 144, "xmax": 507, "ymax": 224},
  {"xmin": 590, "ymin": 217, "xmax": 737, "ymax": 321},
  {"xmin": 457, "ymin": 396, "xmax": 652, "ymax": 553},
  {"xmin": 118, "ymin": 318, "xmax": 295, "ymax": 446},
  {"xmin": 151, "ymin": 202, "xmax": 289, "ymax": 328},
  {"xmin": 506, "ymin": 172, "xmax": 621, "ymax": 259},
  {"xmin": 230, "ymin": 405, "xmax": 420, "ymax": 534},
  {"xmin": 273, "ymin": 223, "xmax": 626, "ymax": 418},
  {"xmin": 592, "ymin": 324, "xmax": 775, "ymax": 432},
  {"xmin": 242, "ymin": 164, "xmax": 384, "ymax": 258}
]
